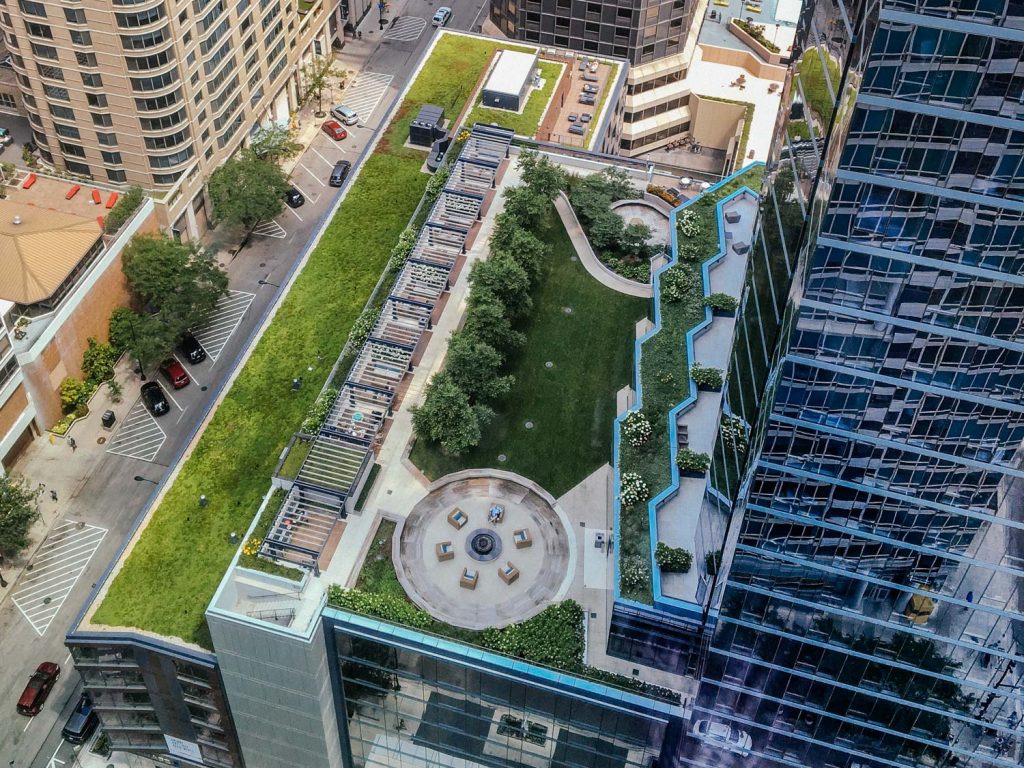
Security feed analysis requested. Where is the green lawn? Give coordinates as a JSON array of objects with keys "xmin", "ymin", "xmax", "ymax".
[
  {"xmin": 796, "ymin": 47, "xmax": 841, "ymax": 127},
  {"xmin": 278, "ymin": 437, "xmax": 313, "ymax": 479},
  {"xmin": 465, "ymin": 61, "xmax": 563, "ymax": 137},
  {"xmin": 91, "ymin": 33, "xmax": 506, "ymax": 648},
  {"xmin": 410, "ymin": 207, "xmax": 646, "ymax": 497}
]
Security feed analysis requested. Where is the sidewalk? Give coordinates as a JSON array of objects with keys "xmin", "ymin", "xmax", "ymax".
[{"xmin": 0, "ymin": 359, "xmax": 142, "ymax": 608}]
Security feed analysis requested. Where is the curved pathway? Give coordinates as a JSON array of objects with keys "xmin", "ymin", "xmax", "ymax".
[{"xmin": 554, "ymin": 191, "xmax": 654, "ymax": 298}]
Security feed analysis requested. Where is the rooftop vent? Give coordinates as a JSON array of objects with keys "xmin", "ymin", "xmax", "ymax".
[{"xmin": 12, "ymin": 215, "xmax": 21, "ymax": 225}]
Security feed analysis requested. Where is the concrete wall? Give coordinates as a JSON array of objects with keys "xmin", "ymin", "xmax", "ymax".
[
  {"xmin": 697, "ymin": 44, "xmax": 788, "ymax": 80},
  {"xmin": 687, "ymin": 94, "xmax": 746, "ymax": 151},
  {"xmin": 207, "ymin": 612, "xmax": 344, "ymax": 768}
]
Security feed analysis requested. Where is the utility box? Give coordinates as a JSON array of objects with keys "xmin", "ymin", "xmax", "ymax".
[
  {"xmin": 409, "ymin": 104, "xmax": 445, "ymax": 147},
  {"xmin": 101, "ymin": 410, "xmax": 116, "ymax": 430}
]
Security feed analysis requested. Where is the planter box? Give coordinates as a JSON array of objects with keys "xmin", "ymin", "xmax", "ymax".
[
  {"xmin": 711, "ymin": 307, "xmax": 736, "ymax": 318},
  {"xmin": 696, "ymin": 382, "xmax": 723, "ymax": 392},
  {"xmin": 728, "ymin": 19, "xmax": 783, "ymax": 64},
  {"xmin": 679, "ymin": 469, "xmax": 707, "ymax": 479}
]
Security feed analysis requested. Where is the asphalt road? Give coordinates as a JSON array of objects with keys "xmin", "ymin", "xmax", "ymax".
[{"xmin": 1, "ymin": 3, "xmax": 489, "ymax": 766}]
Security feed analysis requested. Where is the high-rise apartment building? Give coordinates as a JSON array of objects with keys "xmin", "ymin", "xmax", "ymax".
[
  {"xmin": 0, "ymin": 0, "xmax": 342, "ymax": 237},
  {"xmin": 688, "ymin": 0, "xmax": 1024, "ymax": 765}
]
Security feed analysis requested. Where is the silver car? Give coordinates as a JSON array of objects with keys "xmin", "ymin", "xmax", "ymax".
[
  {"xmin": 693, "ymin": 720, "xmax": 752, "ymax": 757},
  {"xmin": 330, "ymin": 104, "xmax": 358, "ymax": 126},
  {"xmin": 432, "ymin": 6, "xmax": 452, "ymax": 25}
]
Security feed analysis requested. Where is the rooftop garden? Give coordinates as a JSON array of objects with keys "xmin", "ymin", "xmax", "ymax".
[
  {"xmin": 465, "ymin": 60, "xmax": 564, "ymax": 137},
  {"xmin": 616, "ymin": 166, "xmax": 764, "ymax": 604},
  {"xmin": 336, "ymin": 521, "xmax": 680, "ymax": 703},
  {"xmin": 787, "ymin": 47, "xmax": 841, "ymax": 143},
  {"xmin": 410, "ymin": 154, "xmax": 646, "ymax": 497},
  {"xmin": 90, "ymin": 33, "xmax": 508, "ymax": 649}
]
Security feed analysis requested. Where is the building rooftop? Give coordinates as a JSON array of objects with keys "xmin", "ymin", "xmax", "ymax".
[{"xmin": 483, "ymin": 49, "xmax": 538, "ymax": 98}]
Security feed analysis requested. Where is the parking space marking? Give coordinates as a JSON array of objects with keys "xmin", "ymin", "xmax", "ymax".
[
  {"xmin": 384, "ymin": 16, "xmax": 427, "ymax": 42},
  {"xmin": 12, "ymin": 522, "xmax": 107, "ymax": 636},
  {"xmin": 299, "ymin": 163, "xmax": 326, "ymax": 186},
  {"xmin": 106, "ymin": 398, "xmax": 166, "ymax": 462},
  {"xmin": 253, "ymin": 220, "xmax": 287, "ymax": 239},
  {"xmin": 192, "ymin": 290, "xmax": 255, "ymax": 362},
  {"xmin": 286, "ymin": 205, "xmax": 304, "ymax": 222},
  {"xmin": 311, "ymin": 146, "xmax": 341, "ymax": 167},
  {"xmin": 175, "ymin": 354, "xmax": 201, "ymax": 387},
  {"xmin": 290, "ymin": 181, "xmax": 315, "ymax": 203},
  {"xmin": 340, "ymin": 72, "xmax": 393, "ymax": 124}
]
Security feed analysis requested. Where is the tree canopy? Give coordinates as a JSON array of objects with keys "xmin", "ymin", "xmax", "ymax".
[
  {"xmin": 469, "ymin": 252, "xmax": 532, "ymax": 320},
  {"xmin": 517, "ymin": 150, "xmax": 567, "ymax": 200},
  {"xmin": 208, "ymin": 150, "xmax": 290, "ymax": 230},
  {"xmin": 411, "ymin": 372, "xmax": 492, "ymax": 456},
  {"xmin": 0, "ymin": 475, "xmax": 40, "ymax": 558},
  {"xmin": 444, "ymin": 331, "xmax": 514, "ymax": 402}
]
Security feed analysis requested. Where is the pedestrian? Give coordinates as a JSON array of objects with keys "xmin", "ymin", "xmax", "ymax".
[
  {"xmin": 68, "ymin": 436, "xmax": 77, "ymax": 452},
  {"xmin": 50, "ymin": 490, "xmax": 58, "ymax": 502}
]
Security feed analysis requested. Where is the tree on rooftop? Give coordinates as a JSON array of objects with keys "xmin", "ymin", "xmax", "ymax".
[
  {"xmin": 517, "ymin": 150, "xmax": 567, "ymax": 200},
  {"xmin": 620, "ymin": 221, "xmax": 655, "ymax": 260},
  {"xmin": 493, "ymin": 226, "xmax": 548, "ymax": 283},
  {"xmin": 587, "ymin": 209, "xmax": 626, "ymax": 251},
  {"xmin": 502, "ymin": 185, "xmax": 548, "ymax": 224},
  {"xmin": 469, "ymin": 252, "xmax": 532, "ymax": 320},
  {"xmin": 463, "ymin": 289, "xmax": 525, "ymax": 354},
  {"xmin": 411, "ymin": 371, "xmax": 492, "ymax": 456},
  {"xmin": 208, "ymin": 149, "xmax": 290, "ymax": 232},
  {"xmin": 122, "ymin": 233, "xmax": 228, "ymax": 338},
  {"xmin": 0, "ymin": 474, "xmax": 40, "ymax": 559},
  {"xmin": 444, "ymin": 331, "xmax": 514, "ymax": 402}
]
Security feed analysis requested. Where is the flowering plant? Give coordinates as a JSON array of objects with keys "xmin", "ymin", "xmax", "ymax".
[
  {"xmin": 242, "ymin": 537, "xmax": 262, "ymax": 557},
  {"xmin": 620, "ymin": 472, "xmax": 649, "ymax": 506},
  {"xmin": 720, "ymin": 415, "xmax": 748, "ymax": 452},
  {"xmin": 678, "ymin": 209, "xmax": 701, "ymax": 238},
  {"xmin": 620, "ymin": 555, "xmax": 650, "ymax": 591},
  {"xmin": 622, "ymin": 411, "xmax": 652, "ymax": 447}
]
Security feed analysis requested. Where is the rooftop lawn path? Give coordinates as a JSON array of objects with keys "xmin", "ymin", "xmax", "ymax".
[
  {"xmin": 90, "ymin": 33, "xmax": 510, "ymax": 648},
  {"xmin": 410, "ymin": 205, "xmax": 647, "ymax": 497}
]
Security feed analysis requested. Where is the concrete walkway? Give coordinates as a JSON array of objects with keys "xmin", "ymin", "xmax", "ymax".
[{"xmin": 553, "ymin": 192, "xmax": 654, "ymax": 299}]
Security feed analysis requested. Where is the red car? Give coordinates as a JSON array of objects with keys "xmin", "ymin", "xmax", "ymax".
[
  {"xmin": 159, "ymin": 358, "xmax": 190, "ymax": 389},
  {"xmin": 18, "ymin": 662, "xmax": 60, "ymax": 716},
  {"xmin": 321, "ymin": 119, "xmax": 348, "ymax": 141}
]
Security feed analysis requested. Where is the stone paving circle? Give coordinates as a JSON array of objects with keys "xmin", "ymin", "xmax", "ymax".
[{"xmin": 393, "ymin": 471, "xmax": 572, "ymax": 630}]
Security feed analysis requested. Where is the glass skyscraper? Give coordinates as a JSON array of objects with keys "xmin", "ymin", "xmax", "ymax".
[{"xmin": 694, "ymin": 0, "xmax": 1024, "ymax": 765}]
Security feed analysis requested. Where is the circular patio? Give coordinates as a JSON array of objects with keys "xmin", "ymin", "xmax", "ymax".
[
  {"xmin": 611, "ymin": 200, "xmax": 670, "ymax": 245},
  {"xmin": 393, "ymin": 470, "xmax": 573, "ymax": 630}
]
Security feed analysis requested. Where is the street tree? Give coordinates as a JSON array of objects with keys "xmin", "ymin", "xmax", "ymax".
[
  {"xmin": 248, "ymin": 124, "xmax": 302, "ymax": 163},
  {"xmin": 0, "ymin": 474, "xmax": 40, "ymax": 559},
  {"xmin": 411, "ymin": 372, "xmax": 492, "ymax": 456},
  {"xmin": 208, "ymin": 150, "xmax": 290, "ymax": 232},
  {"xmin": 122, "ymin": 234, "xmax": 228, "ymax": 336},
  {"xmin": 109, "ymin": 308, "xmax": 176, "ymax": 376},
  {"xmin": 444, "ymin": 331, "xmax": 514, "ymax": 402},
  {"xmin": 517, "ymin": 150, "xmax": 567, "ymax": 199},
  {"xmin": 301, "ymin": 56, "xmax": 347, "ymax": 116}
]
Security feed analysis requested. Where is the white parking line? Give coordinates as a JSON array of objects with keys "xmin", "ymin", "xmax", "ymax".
[
  {"xmin": 340, "ymin": 72, "xmax": 393, "ymax": 125},
  {"xmin": 290, "ymin": 181, "xmax": 315, "ymax": 203},
  {"xmin": 311, "ymin": 146, "xmax": 341, "ymax": 167},
  {"xmin": 286, "ymin": 205, "xmax": 304, "ymax": 222},
  {"xmin": 299, "ymin": 163, "xmax": 327, "ymax": 186},
  {"xmin": 12, "ymin": 523, "xmax": 107, "ymax": 636},
  {"xmin": 252, "ymin": 220, "xmax": 287, "ymax": 239},
  {"xmin": 163, "ymin": 387, "xmax": 183, "ymax": 413},
  {"xmin": 175, "ymin": 354, "xmax": 201, "ymax": 387},
  {"xmin": 106, "ymin": 399, "xmax": 166, "ymax": 462},
  {"xmin": 192, "ymin": 290, "xmax": 255, "ymax": 362}
]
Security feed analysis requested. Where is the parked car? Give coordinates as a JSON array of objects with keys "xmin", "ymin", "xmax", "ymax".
[
  {"xmin": 140, "ymin": 381, "xmax": 170, "ymax": 417},
  {"xmin": 568, "ymin": 124, "xmax": 586, "ymax": 136},
  {"xmin": 580, "ymin": 113, "xmax": 592, "ymax": 123},
  {"xmin": 567, "ymin": 113, "xmax": 578, "ymax": 123},
  {"xmin": 284, "ymin": 186, "xmax": 305, "ymax": 208},
  {"xmin": 177, "ymin": 332, "xmax": 206, "ymax": 364},
  {"xmin": 578, "ymin": 95, "xmax": 595, "ymax": 105},
  {"xmin": 62, "ymin": 694, "xmax": 99, "ymax": 744},
  {"xmin": 693, "ymin": 720, "xmax": 752, "ymax": 757},
  {"xmin": 17, "ymin": 662, "xmax": 60, "ymax": 716},
  {"xmin": 0, "ymin": 127, "xmax": 12, "ymax": 146},
  {"xmin": 321, "ymin": 119, "xmax": 348, "ymax": 141},
  {"xmin": 432, "ymin": 6, "xmax": 452, "ymax": 25},
  {"xmin": 159, "ymin": 358, "xmax": 191, "ymax": 389},
  {"xmin": 330, "ymin": 104, "xmax": 358, "ymax": 126},
  {"xmin": 329, "ymin": 159, "xmax": 352, "ymax": 187},
  {"xmin": 582, "ymin": 83, "xmax": 598, "ymax": 94}
]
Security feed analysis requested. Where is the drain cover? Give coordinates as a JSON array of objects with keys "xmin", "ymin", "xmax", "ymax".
[
  {"xmin": 96, "ymin": 436, "xmax": 106, "ymax": 444},
  {"xmin": 525, "ymin": 421, "xmax": 534, "ymax": 430}
]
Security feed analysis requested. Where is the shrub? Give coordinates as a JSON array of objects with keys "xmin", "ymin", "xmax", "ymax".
[
  {"xmin": 705, "ymin": 549, "xmax": 723, "ymax": 576},
  {"xmin": 646, "ymin": 184, "xmax": 680, "ymax": 207},
  {"xmin": 677, "ymin": 209, "xmax": 701, "ymax": 238},
  {"xmin": 620, "ymin": 555, "xmax": 650, "ymax": 591},
  {"xmin": 619, "ymin": 471, "xmax": 649, "ymax": 506},
  {"xmin": 660, "ymin": 266, "xmax": 701, "ymax": 303},
  {"xmin": 300, "ymin": 387, "xmax": 339, "ymax": 434},
  {"xmin": 677, "ymin": 243, "xmax": 702, "ymax": 261},
  {"xmin": 720, "ymin": 415, "xmax": 748, "ymax": 452},
  {"xmin": 81, "ymin": 337, "xmax": 118, "ymax": 384},
  {"xmin": 690, "ymin": 363, "xmax": 723, "ymax": 390},
  {"xmin": 655, "ymin": 542, "xmax": 692, "ymax": 573},
  {"xmin": 348, "ymin": 308, "xmax": 380, "ymax": 352},
  {"xmin": 705, "ymin": 293, "xmax": 738, "ymax": 313},
  {"xmin": 479, "ymin": 600, "xmax": 584, "ymax": 669},
  {"xmin": 107, "ymin": 379, "xmax": 123, "ymax": 403},
  {"xmin": 621, "ymin": 411, "xmax": 652, "ymax": 448},
  {"xmin": 104, "ymin": 186, "xmax": 145, "ymax": 234},
  {"xmin": 327, "ymin": 586, "xmax": 433, "ymax": 629},
  {"xmin": 734, "ymin": 19, "xmax": 781, "ymax": 53},
  {"xmin": 676, "ymin": 448, "xmax": 711, "ymax": 473},
  {"xmin": 384, "ymin": 227, "xmax": 417, "ymax": 278},
  {"xmin": 59, "ymin": 377, "xmax": 95, "ymax": 412}
]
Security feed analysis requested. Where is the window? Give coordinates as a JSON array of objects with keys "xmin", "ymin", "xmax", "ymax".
[
  {"xmin": 54, "ymin": 123, "xmax": 80, "ymax": 138},
  {"xmin": 81, "ymin": 72, "xmax": 102, "ymax": 88},
  {"xmin": 21, "ymin": 93, "xmax": 35, "ymax": 107},
  {"xmin": 86, "ymin": 93, "xmax": 107, "ymax": 107},
  {"xmin": 116, "ymin": 6, "xmax": 164, "ymax": 27},
  {"xmin": 37, "ymin": 63, "xmax": 63, "ymax": 80},
  {"xmin": 0, "ymin": 93, "xmax": 16, "ymax": 109},
  {"xmin": 135, "ymin": 88, "xmax": 180, "ymax": 110},
  {"xmin": 63, "ymin": 7, "xmax": 86, "ymax": 23},
  {"xmin": 92, "ymin": 112, "xmax": 113, "ymax": 126},
  {"xmin": 131, "ymin": 70, "xmax": 177, "ymax": 91},
  {"xmin": 149, "ymin": 146, "xmax": 193, "ymax": 167},
  {"xmin": 140, "ymin": 108, "xmax": 184, "ymax": 130},
  {"xmin": 145, "ymin": 129, "xmax": 188, "ymax": 149},
  {"xmin": 69, "ymin": 30, "xmax": 92, "ymax": 46},
  {"xmin": 120, "ymin": 28, "xmax": 167, "ymax": 49},
  {"xmin": 97, "ymin": 132, "xmax": 118, "ymax": 146},
  {"xmin": 24, "ymin": 21, "xmax": 52, "ymax": 38},
  {"xmin": 76, "ymin": 52, "xmax": 98, "ymax": 67},
  {"xmin": 152, "ymin": 170, "xmax": 183, "ymax": 184},
  {"xmin": 30, "ymin": 42, "xmax": 56, "ymax": 59},
  {"xmin": 106, "ymin": 169, "xmax": 127, "ymax": 183},
  {"xmin": 101, "ymin": 150, "xmax": 122, "ymax": 164},
  {"xmin": 126, "ymin": 50, "xmax": 172, "ymax": 70},
  {"xmin": 59, "ymin": 141, "xmax": 85, "ymax": 157},
  {"xmin": 64, "ymin": 160, "xmax": 90, "ymax": 175},
  {"xmin": 18, "ymin": 0, "xmax": 45, "ymax": 17},
  {"xmin": 43, "ymin": 84, "xmax": 69, "ymax": 101}
]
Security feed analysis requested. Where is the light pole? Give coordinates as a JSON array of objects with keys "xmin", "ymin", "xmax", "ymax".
[
  {"xmin": 258, "ymin": 278, "xmax": 281, "ymax": 288},
  {"xmin": 134, "ymin": 475, "xmax": 158, "ymax": 485}
]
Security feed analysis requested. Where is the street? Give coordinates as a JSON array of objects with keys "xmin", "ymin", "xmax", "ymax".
[{"xmin": 0, "ymin": 1, "xmax": 490, "ymax": 765}]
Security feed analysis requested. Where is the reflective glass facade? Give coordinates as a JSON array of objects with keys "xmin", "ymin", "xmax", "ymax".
[
  {"xmin": 695, "ymin": 0, "xmax": 1024, "ymax": 765},
  {"xmin": 327, "ymin": 616, "xmax": 682, "ymax": 768}
]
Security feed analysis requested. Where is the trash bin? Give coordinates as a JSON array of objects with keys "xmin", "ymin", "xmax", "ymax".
[{"xmin": 101, "ymin": 410, "xmax": 116, "ymax": 430}]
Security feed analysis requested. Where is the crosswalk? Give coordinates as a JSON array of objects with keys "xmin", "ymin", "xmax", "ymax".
[
  {"xmin": 193, "ymin": 290, "xmax": 255, "ymax": 362},
  {"xmin": 12, "ymin": 521, "xmax": 107, "ymax": 636},
  {"xmin": 106, "ymin": 397, "xmax": 166, "ymax": 462},
  {"xmin": 384, "ymin": 16, "xmax": 426, "ymax": 42},
  {"xmin": 340, "ymin": 72, "xmax": 393, "ymax": 125},
  {"xmin": 253, "ymin": 220, "xmax": 287, "ymax": 239}
]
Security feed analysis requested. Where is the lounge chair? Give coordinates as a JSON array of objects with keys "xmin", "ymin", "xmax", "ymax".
[
  {"xmin": 435, "ymin": 541, "xmax": 454, "ymax": 561},
  {"xmin": 499, "ymin": 562, "xmax": 520, "ymax": 584},
  {"xmin": 447, "ymin": 508, "xmax": 468, "ymax": 529},
  {"xmin": 460, "ymin": 568, "xmax": 478, "ymax": 590},
  {"xmin": 512, "ymin": 529, "xmax": 532, "ymax": 549}
]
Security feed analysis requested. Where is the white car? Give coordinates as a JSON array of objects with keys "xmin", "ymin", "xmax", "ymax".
[
  {"xmin": 693, "ymin": 720, "xmax": 752, "ymax": 757},
  {"xmin": 330, "ymin": 104, "xmax": 359, "ymax": 126},
  {"xmin": 432, "ymin": 6, "xmax": 452, "ymax": 26}
]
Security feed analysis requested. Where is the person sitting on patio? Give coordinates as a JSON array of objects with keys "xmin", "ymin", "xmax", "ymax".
[{"xmin": 488, "ymin": 504, "xmax": 505, "ymax": 524}]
